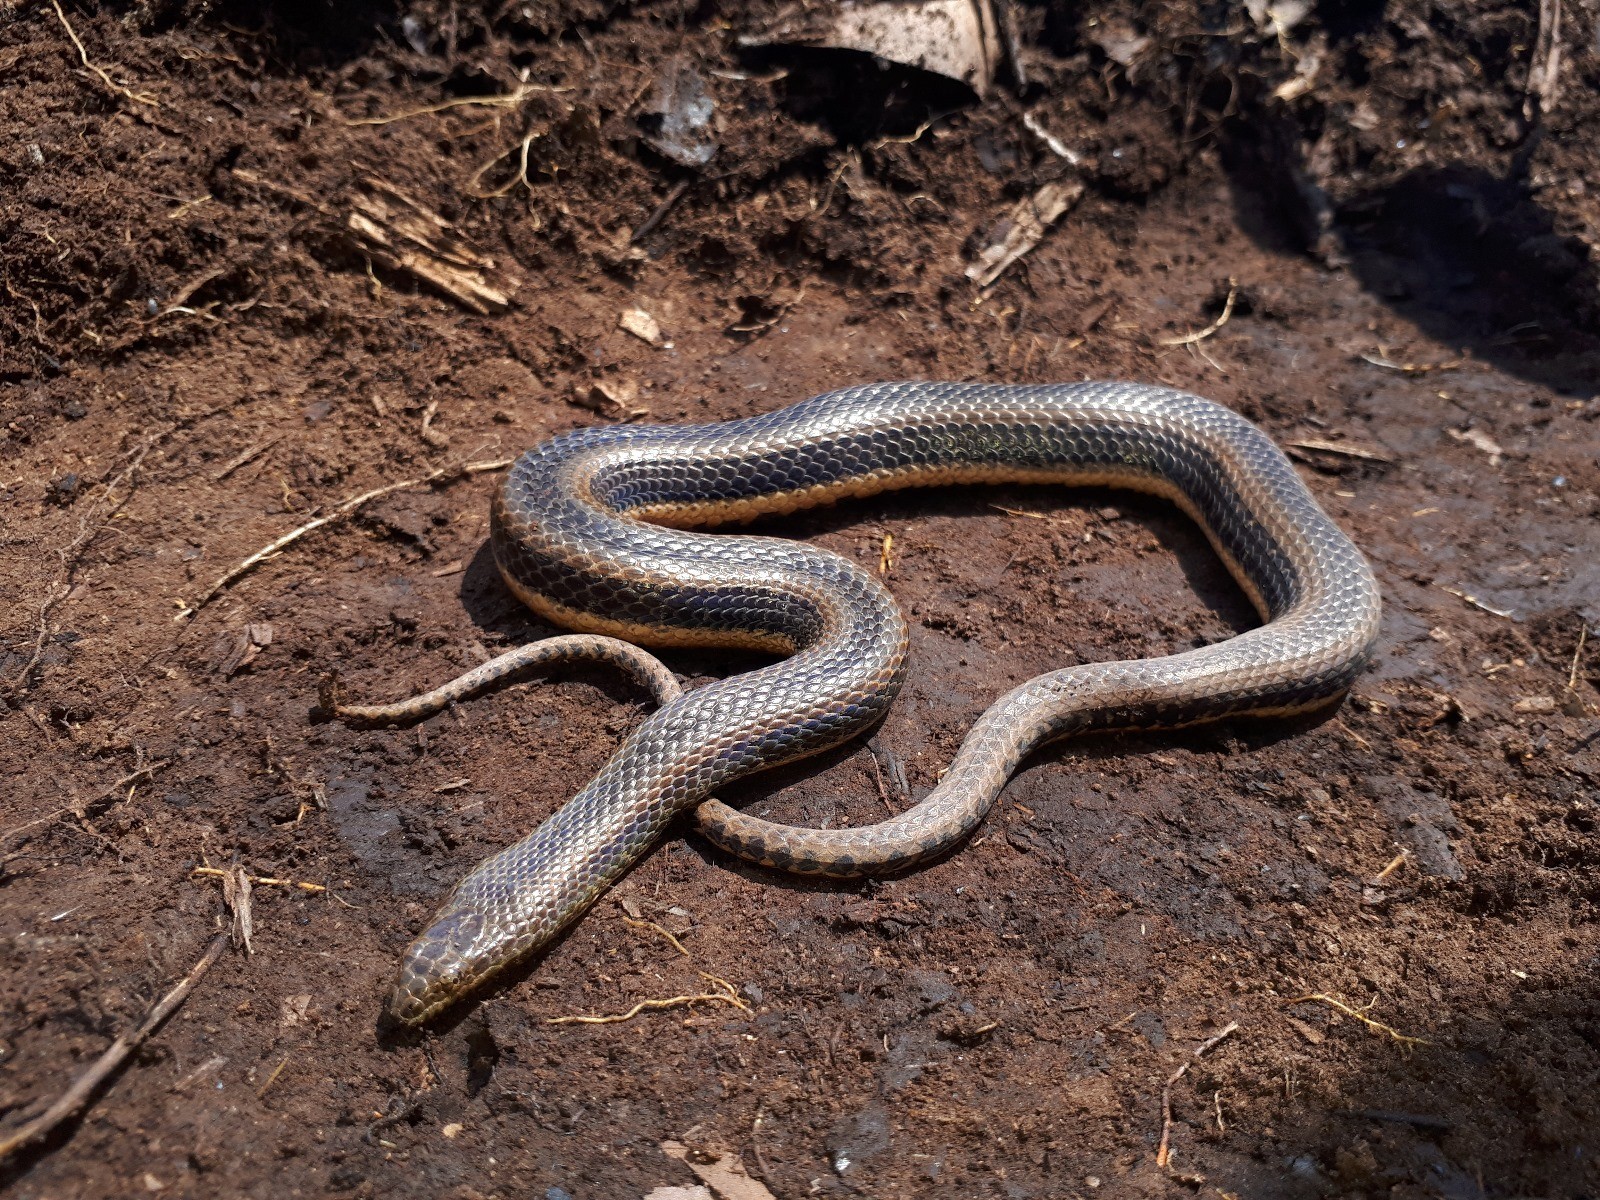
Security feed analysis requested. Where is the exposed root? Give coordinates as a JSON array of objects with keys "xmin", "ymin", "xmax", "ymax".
[
  {"xmin": 1284, "ymin": 993, "xmax": 1430, "ymax": 1048},
  {"xmin": 546, "ymin": 973, "xmax": 750, "ymax": 1026}
]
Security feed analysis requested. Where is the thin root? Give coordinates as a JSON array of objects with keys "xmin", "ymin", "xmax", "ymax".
[
  {"xmin": 547, "ymin": 973, "xmax": 750, "ymax": 1026},
  {"xmin": 51, "ymin": 0, "xmax": 160, "ymax": 108},
  {"xmin": 1159, "ymin": 278, "xmax": 1237, "ymax": 346},
  {"xmin": 1359, "ymin": 348, "xmax": 1463, "ymax": 374},
  {"xmin": 346, "ymin": 82, "xmax": 570, "ymax": 127},
  {"xmin": 1284, "ymin": 993, "xmax": 1431, "ymax": 1047},
  {"xmin": 623, "ymin": 915, "xmax": 691, "ymax": 958},
  {"xmin": 1156, "ymin": 1021, "xmax": 1240, "ymax": 1169},
  {"xmin": 191, "ymin": 866, "xmax": 326, "ymax": 893}
]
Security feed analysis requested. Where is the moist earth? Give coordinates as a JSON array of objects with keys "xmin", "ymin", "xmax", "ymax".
[{"xmin": 2, "ymin": 2, "xmax": 1598, "ymax": 1198}]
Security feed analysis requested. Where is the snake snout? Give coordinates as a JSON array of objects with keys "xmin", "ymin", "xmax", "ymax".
[{"xmin": 387, "ymin": 908, "xmax": 491, "ymax": 1026}]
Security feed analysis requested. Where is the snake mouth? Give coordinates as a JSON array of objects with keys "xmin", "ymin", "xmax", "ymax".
[{"xmin": 386, "ymin": 908, "xmax": 492, "ymax": 1026}]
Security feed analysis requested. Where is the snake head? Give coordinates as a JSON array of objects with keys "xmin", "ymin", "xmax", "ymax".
[{"xmin": 387, "ymin": 908, "xmax": 493, "ymax": 1026}]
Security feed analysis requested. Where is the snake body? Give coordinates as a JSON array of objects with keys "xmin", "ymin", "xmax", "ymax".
[{"xmin": 382, "ymin": 382, "xmax": 1381, "ymax": 1025}]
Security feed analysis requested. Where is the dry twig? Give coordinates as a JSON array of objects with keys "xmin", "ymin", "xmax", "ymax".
[
  {"xmin": 1371, "ymin": 850, "xmax": 1408, "ymax": 884},
  {"xmin": 2, "ymin": 439, "xmax": 158, "ymax": 698},
  {"xmin": 0, "ymin": 933, "xmax": 228, "ymax": 1162},
  {"xmin": 1568, "ymin": 623, "xmax": 1588, "ymax": 693},
  {"xmin": 181, "ymin": 456, "xmax": 511, "ymax": 618},
  {"xmin": 630, "ymin": 179, "xmax": 690, "ymax": 243},
  {"xmin": 1439, "ymin": 585, "xmax": 1514, "ymax": 620},
  {"xmin": 256, "ymin": 1055, "xmax": 291, "ymax": 1098},
  {"xmin": 1525, "ymin": 0, "xmax": 1563, "ymax": 121},
  {"xmin": 0, "ymin": 760, "xmax": 168, "ymax": 849},
  {"xmin": 213, "ymin": 437, "xmax": 280, "ymax": 482},
  {"xmin": 1156, "ymin": 1021, "xmax": 1239, "ymax": 1169}
]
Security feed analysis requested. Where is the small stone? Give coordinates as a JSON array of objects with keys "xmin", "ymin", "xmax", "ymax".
[
  {"xmin": 619, "ymin": 308, "xmax": 663, "ymax": 345},
  {"xmin": 48, "ymin": 473, "xmax": 80, "ymax": 505},
  {"xmin": 441, "ymin": 1122, "xmax": 463, "ymax": 1139}
]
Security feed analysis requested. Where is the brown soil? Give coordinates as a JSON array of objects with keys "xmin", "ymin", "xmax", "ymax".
[{"xmin": 3, "ymin": 3, "xmax": 1599, "ymax": 1198}]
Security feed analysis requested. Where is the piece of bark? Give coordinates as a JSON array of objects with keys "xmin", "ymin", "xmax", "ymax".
[{"xmin": 345, "ymin": 176, "xmax": 517, "ymax": 314}]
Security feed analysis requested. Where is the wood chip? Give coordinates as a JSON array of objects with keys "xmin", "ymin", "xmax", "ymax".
[
  {"xmin": 575, "ymin": 378, "xmax": 649, "ymax": 420},
  {"xmin": 619, "ymin": 308, "xmax": 664, "ymax": 345},
  {"xmin": 221, "ymin": 865, "xmax": 253, "ymax": 955},
  {"xmin": 1447, "ymin": 427, "xmax": 1505, "ymax": 462},
  {"xmin": 345, "ymin": 176, "xmax": 517, "ymax": 314},
  {"xmin": 660, "ymin": 1142, "xmax": 776, "ymax": 1200},
  {"xmin": 1286, "ymin": 1016, "xmax": 1326, "ymax": 1045},
  {"xmin": 1286, "ymin": 438, "xmax": 1395, "ymax": 464},
  {"xmin": 965, "ymin": 179, "xmax": 1085, "ymax": 288}
]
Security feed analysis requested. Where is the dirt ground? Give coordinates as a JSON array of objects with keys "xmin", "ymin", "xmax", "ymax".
[{"xmin": 3, "ymin": 2, "xmax": 1599, "ymax": 1197}]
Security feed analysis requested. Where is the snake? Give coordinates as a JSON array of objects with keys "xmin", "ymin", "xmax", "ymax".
[{"xmin": 338, "ymin": 382, "xmax": 1382, "ymax": 1025}]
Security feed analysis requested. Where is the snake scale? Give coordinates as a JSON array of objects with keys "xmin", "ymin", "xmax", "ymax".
[{"xmin": 338, "ymin": 382, "xmax": 1381, "ymax": 1025}]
